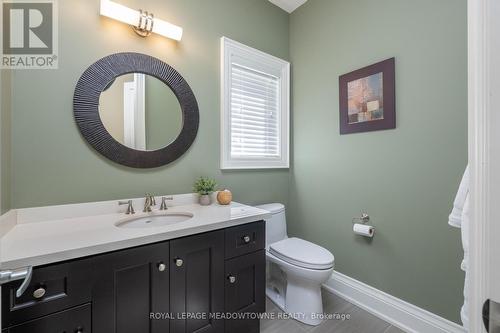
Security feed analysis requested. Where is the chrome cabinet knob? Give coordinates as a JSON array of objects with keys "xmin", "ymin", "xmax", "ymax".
[
  {"xmin": 33, "ymin": 287, "xmax": 46, "ymax": 299},
  {"xmin": 75, "ymin": 328, "xmax": 84, "ymax": 333},
  {"xmin": 175, "ymin": 258, "xmax": 184, "ymax": 267},
  {"xmin": 228, "ymin": 275, "xmax": 237, "ymax": 284},
  {"xmin": 158, "ymin": 263, "xmax": 166, "ymax": 272},
  {"xmin": 242, "ymin": 235, "xmax": 251, "ymax": 244}
]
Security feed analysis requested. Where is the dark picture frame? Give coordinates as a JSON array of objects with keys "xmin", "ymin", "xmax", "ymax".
[
  {"xmin": 73, "ymin": 52, "xmax": 199, "ymax": 169},
  {"xmin": 339, "ymin": 57, "xmax": 395, "ymax": 134}
]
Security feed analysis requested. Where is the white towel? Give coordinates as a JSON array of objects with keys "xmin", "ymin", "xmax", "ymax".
[
  {"xmin": 449, "ymin": 166, "xmax": 470, "ymax": 228},
  {"xmin": 460, "ymin": 193, "xmax": 470, "ymax": 328},
  {"xmin": 461, "ymin": 193, "xmax": 470, "ymax": 272},
  {"xmin": 448, "ymin": 166, "xmax": 470, "ymax": 328},
  {"xmin": 461, "ymin": 270, "xmax": 469, "ymax": 328}
]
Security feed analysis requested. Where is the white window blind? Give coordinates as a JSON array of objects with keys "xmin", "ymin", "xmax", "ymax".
[
  {"xmin": 230, "ymin": 64, "xmax": 280, "ymax": 158},
  {"xmin": 221, "ymin": 37, "xmax": 290, "ymax": 169}
]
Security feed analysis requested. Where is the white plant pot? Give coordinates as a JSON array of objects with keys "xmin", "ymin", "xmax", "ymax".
[{"xmin": 199, "ymin": 194, "xmax": 211, "ymax": 206}]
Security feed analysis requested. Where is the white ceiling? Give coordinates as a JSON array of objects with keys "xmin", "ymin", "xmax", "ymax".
[{"xmin": 268, "ymin": 0, "xmax": 308, "ymax": 13}]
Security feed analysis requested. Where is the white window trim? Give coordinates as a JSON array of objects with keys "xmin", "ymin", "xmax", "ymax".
[{"xmin": 220, "ymin": 37, "xmax": 290, "ymax": 170}]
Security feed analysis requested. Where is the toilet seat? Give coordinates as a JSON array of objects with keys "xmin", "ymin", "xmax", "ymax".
[{"xmin": 269, "ymin": 237, "xmax": 334, "ymax": 270}]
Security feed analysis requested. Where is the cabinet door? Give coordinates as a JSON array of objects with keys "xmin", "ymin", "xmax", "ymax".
[
  {"xmin": 225, "ymin": 250, "xmax": 266, "ymax": 333},
  {"xmin": 92, "ymin": 242, "xmax": 170, "ymax": 333},
  {"xmin": 170, "ymin": 231, "xmax": 224, "ymax": 333},
  {"xmin": 2, "ymin": 303, "xmax": 91, "ymax": 333}
]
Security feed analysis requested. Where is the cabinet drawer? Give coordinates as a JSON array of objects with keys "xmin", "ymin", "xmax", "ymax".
[
  {"xmin": 225, "ymin": 221, "xmax": 265, "ymax": 259},
  {"xmin": 2, "ymin": 303, "xmax": 91, "ymax": 333},
  {"xmin": 2, "ymin": 258, "xmax": 92, "ymax": 327}
]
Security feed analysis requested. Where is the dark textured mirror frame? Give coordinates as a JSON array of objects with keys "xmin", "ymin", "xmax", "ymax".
[{"xmin": 73, "ymin": 52, "xmax": 199, "ymax": 168}]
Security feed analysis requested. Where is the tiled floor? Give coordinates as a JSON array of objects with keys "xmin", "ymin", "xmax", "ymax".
[{"xmin": 261, "ymin": 289, "xmax": 406, "ymax": 333}]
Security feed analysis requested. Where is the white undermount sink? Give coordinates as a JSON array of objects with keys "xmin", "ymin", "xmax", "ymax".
[{"xmin": 116, "ymin": 212, "xmax": 194, "ymax": 229}]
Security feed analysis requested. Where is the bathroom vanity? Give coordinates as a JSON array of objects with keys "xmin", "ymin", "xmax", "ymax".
[{"xmin": 0, "ymin": 195, "xmax": 269, "ymax": 333}]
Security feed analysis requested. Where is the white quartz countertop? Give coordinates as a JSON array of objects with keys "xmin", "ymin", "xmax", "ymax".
[{"xmin": 0, "ymin": 195, "xmax": 271, "ymax": 270}]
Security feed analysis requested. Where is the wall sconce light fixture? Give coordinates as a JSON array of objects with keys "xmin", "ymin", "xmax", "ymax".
[{"xmin": 100, "ymin": 0, "xmax": 183, "ymax": 41}]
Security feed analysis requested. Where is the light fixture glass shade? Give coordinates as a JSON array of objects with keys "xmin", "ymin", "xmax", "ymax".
[{"xmin": 100, "ymin": 0, "xmax": 183, "ymax": 41}]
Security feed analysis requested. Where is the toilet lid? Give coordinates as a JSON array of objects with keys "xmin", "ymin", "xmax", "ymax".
[{"xmin": 269, "ymin": 237, "xmax": 334, "ymax": 270}]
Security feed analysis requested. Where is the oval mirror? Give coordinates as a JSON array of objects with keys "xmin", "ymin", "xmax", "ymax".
[
  {"xmin": 99, "ymin": 73, "xmax": 183, "ymax": 151},
  {"xmin": 73, "ymin": 53, "xmax": 199, "ymax": 168}
]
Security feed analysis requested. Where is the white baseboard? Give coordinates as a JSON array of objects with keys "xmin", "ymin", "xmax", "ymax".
[{"xmin": 323, "ymin": 271, "xmax": 466, "ymax": 333}]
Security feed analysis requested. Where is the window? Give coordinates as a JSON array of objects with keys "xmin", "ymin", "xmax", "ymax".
[{"xmin": 221, "ymin": 37, "xmax": 290, "ymax": 169}]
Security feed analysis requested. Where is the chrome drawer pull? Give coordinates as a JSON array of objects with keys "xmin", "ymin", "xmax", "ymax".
[
  {"xmin": 33, "ymin": 287, "xmax": 47, "ymax": 299},
  {"xmin": 242, "ymin": 235, "xmax": 251, "ymax": 244},
  {"xmin": 175, "ymin": 258, "xmax": 184, "ymax": 267},
  {"xmin": 158, "ymin": 263, "xmax": 166, "ymax": 272},
  {"xmin": 228, "ymin": 275, "xmax": 237, "ymax": 284}
]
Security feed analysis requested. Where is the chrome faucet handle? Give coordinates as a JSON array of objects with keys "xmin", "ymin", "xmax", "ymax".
[
  {"xmin": 118, "ymin": 200, "xmax": 135, "ymax": 215},
  {"xmin": 160, "ymin": 196, "xmax": 174, "ymax": 211}
]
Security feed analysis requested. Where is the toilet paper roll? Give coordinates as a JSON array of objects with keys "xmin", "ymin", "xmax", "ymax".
[{"xmin": 353, "ymin": 223, "xmax": 375, "ymax": 238}]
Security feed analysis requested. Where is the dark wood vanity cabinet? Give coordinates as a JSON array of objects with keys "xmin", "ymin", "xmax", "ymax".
[
  {"xmin": 1, "ymin": 257, "xmax": 93, "ymax": 328},
  {"xmin": 170, "ymin": 230, "xmax": 225, "ymax": 333},
  {"xmin": 1, "ymin": 221, "xmax": 265, "ymax": 333},
  {"xmin": 2, "ymin": 304, "xmax": 91, "ymax": 333},
  {"xmin": 92, "ymin": 241, "xmax": 170, "ymax": 333},
  {"xmin": 225, "ymin": 250, "xmax": 266, "ymax": 333}
]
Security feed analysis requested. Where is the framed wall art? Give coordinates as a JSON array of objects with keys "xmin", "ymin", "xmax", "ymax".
[{"xmin": 339, "ymin": 58, "xmax": 396, "ymax": 134}]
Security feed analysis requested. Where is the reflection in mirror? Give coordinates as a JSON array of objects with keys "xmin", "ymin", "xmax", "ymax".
[{"xmin": 99, "ymin": 73, "xmax": 182, "ymax": 151}]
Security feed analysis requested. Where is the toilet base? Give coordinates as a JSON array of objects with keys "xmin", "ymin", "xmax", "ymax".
[
  {"xmin": 266, "ymin": 280, "xmax": 325, "ymax": 326},
  {"xmin": 266, "ymin": 285, "xmax": 285, "ymax": 310},
  {"xmin": 266, "ymin": 251, "xmax": 334, "ymax": 327},
  {"xmin": 284, "ymin": 276, "xmax": 324, "ymax": 326},
  {"xmin": 266, "ymin": 275, "xmax": 326, "ymax": 326}
]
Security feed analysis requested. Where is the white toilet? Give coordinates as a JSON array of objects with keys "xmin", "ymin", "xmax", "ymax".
[{"xmin": 256, "ymin": 203, "xmax": 335, "ymax": 326}]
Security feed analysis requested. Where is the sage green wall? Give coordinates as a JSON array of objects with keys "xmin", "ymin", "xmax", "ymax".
[
  {"xmin": 9, "ymin": 0, "xmax": 290, "ymax": 208},
  {"xmin": 1, "ymin": 69, "xmax": 12, "ymax": 214},
  {"xmin": 289, "ymin": 0, "xmax": 467, "ymax": 323}
]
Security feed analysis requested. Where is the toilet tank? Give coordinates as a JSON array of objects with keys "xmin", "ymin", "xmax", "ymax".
[{"xmin": 256, "ymin": 203, "xmax": 287, "ymax": 247}]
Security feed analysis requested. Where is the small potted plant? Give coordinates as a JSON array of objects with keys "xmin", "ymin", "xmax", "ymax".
[{"xmin": 193, "ymin": 177, "xmax": 217, "ymax": 206}]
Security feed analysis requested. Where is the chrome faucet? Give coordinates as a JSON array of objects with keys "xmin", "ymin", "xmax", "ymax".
[
  {"xmin": 118, "ymin": 200, "xmax": 135, "ymax": 215},
  {"xmin": 143, "ymin": 194, "xmax": 156, "ymax": 212}
]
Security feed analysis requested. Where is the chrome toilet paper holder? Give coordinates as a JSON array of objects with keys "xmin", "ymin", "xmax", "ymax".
[{"xmin": 352, "ymin": 213, "xmax": 370, "ymax": 224}]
